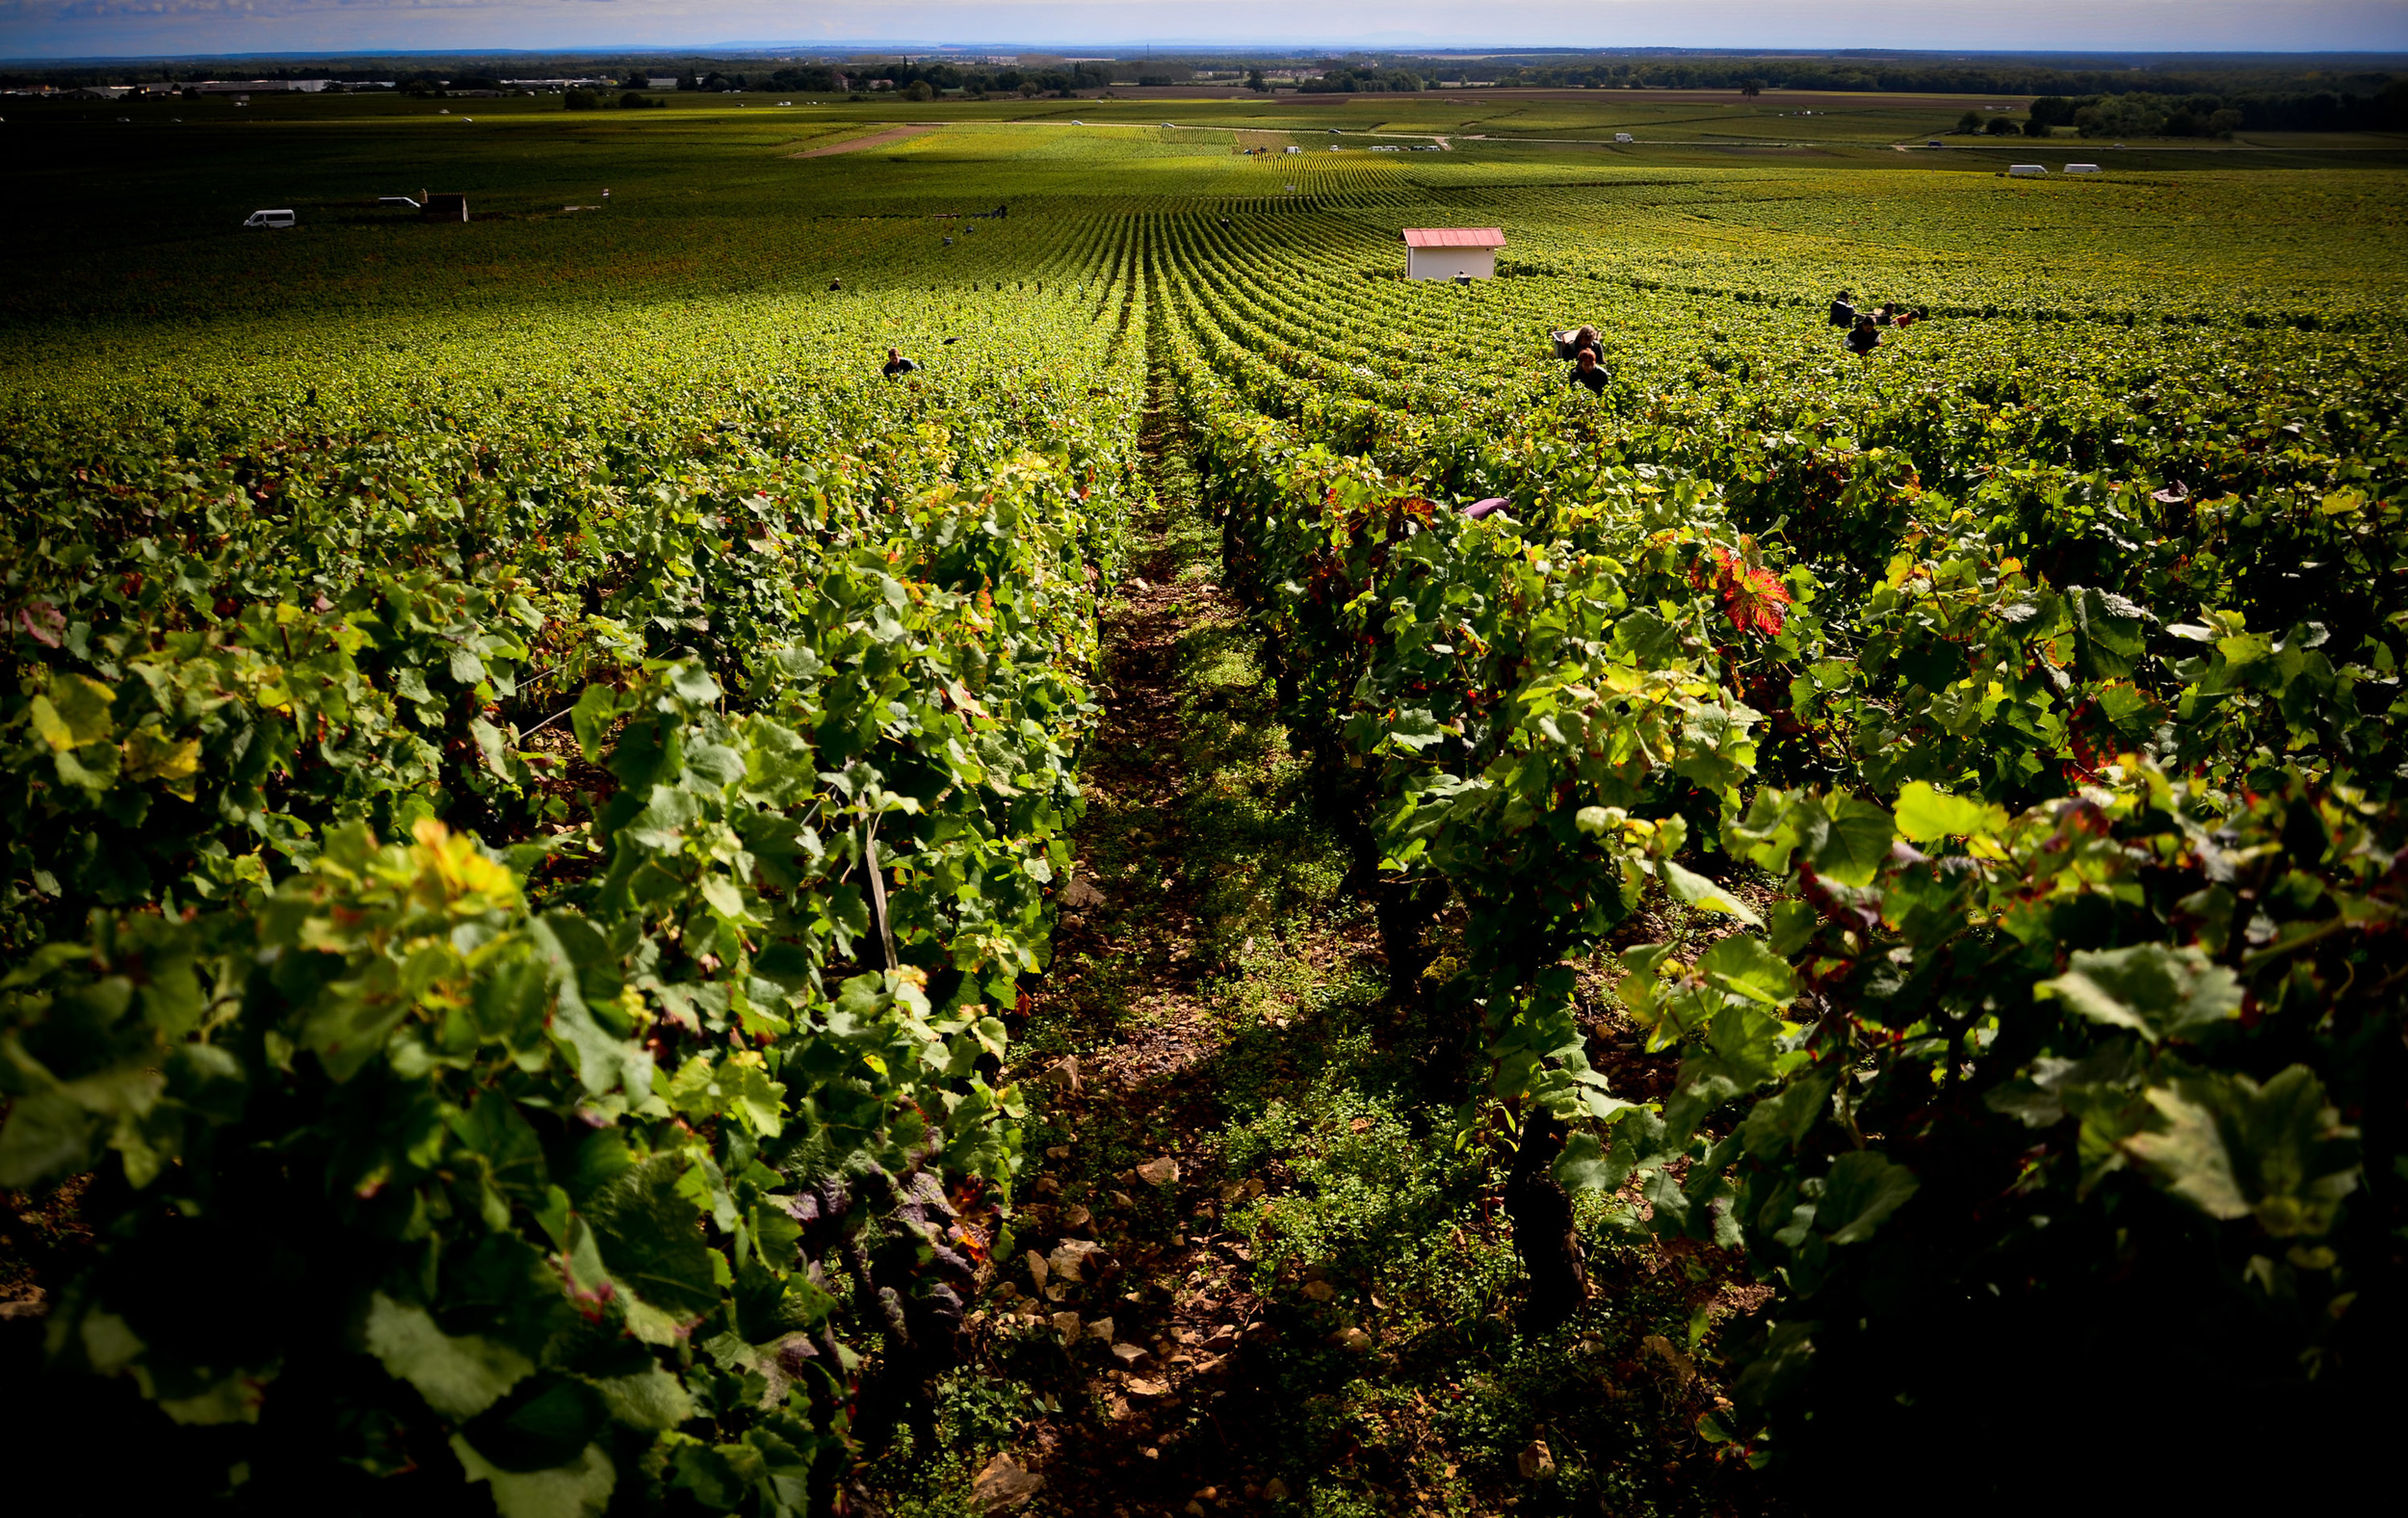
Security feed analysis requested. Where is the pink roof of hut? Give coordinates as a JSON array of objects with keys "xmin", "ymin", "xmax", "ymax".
[{"xmin": 1400, "ymin": 227, "xmax": 1505, "ymax": 248}]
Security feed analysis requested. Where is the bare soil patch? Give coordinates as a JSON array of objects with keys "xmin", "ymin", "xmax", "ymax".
[{"xmin": 788, "ymin": 124, "xmax": 938, "ymax": 158}]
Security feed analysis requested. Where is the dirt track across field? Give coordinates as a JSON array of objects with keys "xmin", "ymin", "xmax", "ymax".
[{"xmin": 789, "ymin": 124, "xmax": 938, "ymax": 158}]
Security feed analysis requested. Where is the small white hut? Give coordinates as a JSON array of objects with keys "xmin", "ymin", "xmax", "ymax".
[{"xmin": 1400, "ymin": 227, "xmax": 1504, "ymax": 281}]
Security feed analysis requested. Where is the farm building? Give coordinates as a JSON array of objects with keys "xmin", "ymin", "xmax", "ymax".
[
  {"xmin": 1401, "ymin": 227, "xmax": 1505, "ymax": 281},
  {"xmin": 196, "ymin": 79, "xmax": 328, "ymax": 92}
]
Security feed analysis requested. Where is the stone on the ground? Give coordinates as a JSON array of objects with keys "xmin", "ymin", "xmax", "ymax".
[
  {"xmin": 970, "ymin": 1452, "xmax": 1043, "ymax": 1511},
  {"xmin": 1048, "ymin": 1239, "xmax": 1102, "ymax": 1282}
]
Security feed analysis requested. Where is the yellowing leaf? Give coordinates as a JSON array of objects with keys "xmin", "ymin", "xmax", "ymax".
[
  {"xmin": 1894, "ymin": 781, "xmax": 2008, "ymax": 844},
  {"xmin": 121, "ymin": 728, "xmax": 202, "ymax": 799},
  {"xmin": 34, "ymin": 673, "xmax": 118, "ymax": 749}
]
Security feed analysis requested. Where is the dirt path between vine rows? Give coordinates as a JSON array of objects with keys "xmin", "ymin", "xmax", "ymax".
[
  {"xmin": 788, "ymin": 124, "xmax": 938, "ymax": 158},
  {"xmin": 867, "ymin": 355, "xmax": 1400, "ymax": 1518}
]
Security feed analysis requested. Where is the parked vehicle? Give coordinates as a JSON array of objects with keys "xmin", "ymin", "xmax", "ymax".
[{"xmin": 243, "ymin": 209, "xmax": 296, "ymax": 229}]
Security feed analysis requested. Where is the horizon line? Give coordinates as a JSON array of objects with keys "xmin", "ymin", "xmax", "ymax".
[{"xmin": 9, "ymin": 41, "xmax": 2408, "ymax": 66}]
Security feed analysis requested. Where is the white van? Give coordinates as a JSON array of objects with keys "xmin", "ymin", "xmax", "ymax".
[
  {"xmin": 2065, "ymin": 163, "xmax": 2102, "ymax": 174},
  {"xmin": 244, "ymin": 208, "xmax": 297, "ymax": 228},
  {"xmin": 2007, "ymin": 164, "xmax": 2047, "ymax": 177}
]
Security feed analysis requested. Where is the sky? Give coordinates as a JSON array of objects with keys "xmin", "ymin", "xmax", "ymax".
[{"xmin": 3, "ymin": 0, "xmax": 2405, "ymax": 62}]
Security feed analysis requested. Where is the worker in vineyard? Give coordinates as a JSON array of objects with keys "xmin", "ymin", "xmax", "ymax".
[
  {"xmin": 1829, "ymin": 289, "xmax": 1857, "ymax": 327},
  {"xmin": 1569, "ymin": 324, "xmax": 1601, "ymax": 358},
  {"xmin": 1846, "ymin": 315, "xmax": 1881, "ymax": 357},
  {"xmin": 882, "ymin": 348, "xmax": 920, "ymax": 379},
  {"xmin": 1568, "ymin": 349, "xmax": 1609, "ymax": 395}
]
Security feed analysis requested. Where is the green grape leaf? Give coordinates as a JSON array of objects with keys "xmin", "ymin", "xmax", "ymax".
[
  {"xmin": 589, "ymin": 1365, "xmax": 695, "ymax": 1431},
  {"xmin": 2125, "ymin": 1066, "xmax": 2359, "ymax": 1236},
  {"xmin": 452, "ymin": 1436, "xmax": 616, "ymax": 1518},
  {"xmin": 1553, "ymin": 1130, "xmax": 1613, "ymax": 1192},
  {"xmin": 2035, "ymin": 944, "xmax": 2242, "ymax": 1044},
  {"xmin": 1806, "ymin": 796, "xmax": 1895, "ymax": 888},
  {"xmin": 2123, "ymin": 1085, "xmax": 2249, "ymax": 1220},
  {"xmin": 670, "ymin": 662, "xmax": 722, "ymax": 705},
  {"xmin": 1386, "ymin": 708, "xmax": 1450, "ymax": 751},
  {"xmin": 1698, "ymin": 934, "xmax": 1795, "ymax": 1006},
  {"xmin": 1817, "ymin": 1150, "xmax": 1920, "ymax": 1245},
  {"xmin": 470, "ymin": 717, "xmax": 511, "ymax": 777},
  {"xmin": 451, "ymin": 1090, "xmax": 549, "ymax": 1200},
  {"xmin": 569, "ymin": 686, "xmax": 625, "ymax": 764},
  {"xmin": 461, "ymin": 1375, "xmax": 611, "ymax": 1473},
  {"xmin": 0, "ymin": 1090, "xmax": 101, "ymax": 1191},
  {"xmin": 1662, "ymin": 858, "xmax": 1764, "ymax": 926},
  {"xmin": 1767, "ymin": 898, "xmax": 1819, "ymax": 957},
  {"xmin": 2072, "ymin": 586, "xmax": 2150, "ymax": 678},
  {"xmin": 1739, "ymin": 1073, "xmax": 1835, "ymax": 1158},
  {"xmin": 583, "ymin": 1155, "xmax": 720, "ymax": 1320},
  {"xmin": 362, "ymin": 1293, "xmax": 534, "ymax": 1419}
]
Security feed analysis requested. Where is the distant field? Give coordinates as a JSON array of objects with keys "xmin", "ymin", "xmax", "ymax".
[{"xmin": 2, "ymin": 91, "xmax": 2401, "ymax": 345}]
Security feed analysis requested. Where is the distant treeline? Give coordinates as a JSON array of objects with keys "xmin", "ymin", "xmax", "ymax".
[
  {"xmin": 0, "ymin": 57, "xmax": 1121, "ymax": 96},
  {"xmin": 3, "ymin": 50, "xmax": 2400, "ymax": 125},
  {"xmin": 707, "ymin": 60, "xmax": 1117, "ymax": 97},
  {"xmin": 1954, "ymin": 87, "xmax": 2408, "ymax": 137},
  {"xmin": 1410, "ymin": 53, "xmax": 2401, "ymax": 101},
  {"xmin": 1368, "ymin": 54, "xmax": 2408, "ymax": 126}
]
